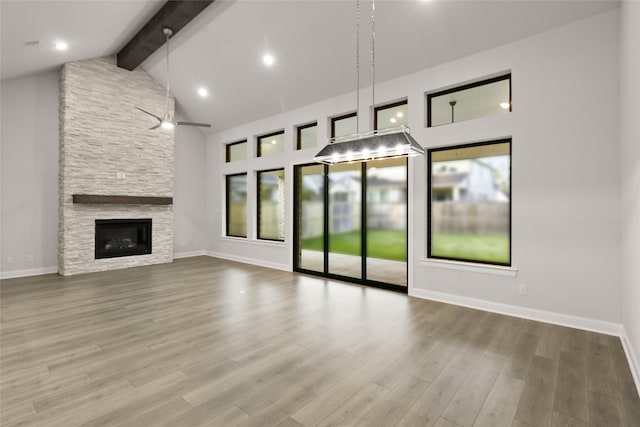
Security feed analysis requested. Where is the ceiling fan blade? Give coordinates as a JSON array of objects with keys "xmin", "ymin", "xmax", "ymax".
[
  {"xmin": 177, "ymin": 121, "xmax": 211, "ymax": 128},
  {"xmin": 136, "ymin": 107, "xmax": 163, "ymax": 121}
]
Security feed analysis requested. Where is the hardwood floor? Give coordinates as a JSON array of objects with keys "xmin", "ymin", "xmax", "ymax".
[{"xmin": 1, "ymin": 256, "xmax": 638, "ymax": 427}]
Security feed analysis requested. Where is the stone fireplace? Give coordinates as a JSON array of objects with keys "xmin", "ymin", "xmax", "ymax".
[{"xmin": 58, "ymin": 56, "xmax": 174, "ymax": 276}]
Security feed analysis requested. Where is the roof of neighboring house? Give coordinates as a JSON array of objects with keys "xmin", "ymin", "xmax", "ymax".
[
  {"xmin": 367, "ymin": 176, "xmax": 405, "ymax": 188},
  {"xmin": 431, "ymin": 172, "xmax": 468, "ymax": 187}
]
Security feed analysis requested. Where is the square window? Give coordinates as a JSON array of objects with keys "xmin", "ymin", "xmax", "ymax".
[
  {"xmin": 226, "ymin": 141, "xmax": 247, "ymax": 162},
  {"xmin": 297, "ymin": 122, "xmax": 318, "ymax": 150},
  {"xmin": 257, "ymin": 131, "xmax": 285, "ymax": 157},
  {"xmin": 375, "ymin": 101, "xmax": 407, "ymax": 130},
  {"xmin": 331, "ymin": 112, "xmax": 357, "ymax": 139}
]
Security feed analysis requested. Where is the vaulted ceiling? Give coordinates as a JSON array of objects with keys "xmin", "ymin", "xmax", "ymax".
[{"xmin": 1, "ymin": 0, "xmax": 619, "ymax": 134}]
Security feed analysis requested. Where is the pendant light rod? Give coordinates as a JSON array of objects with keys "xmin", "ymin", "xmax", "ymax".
[
  {"xmin": 355, "ymin": 0, "xmax": 360, "ymax": 134},
  {"xmin": 371, "ymin": 0, "xmax": 376, "ymax": 111},
  {"xmin": 163, "ymin": 27, "xmax": 173, "ymax": 121}
]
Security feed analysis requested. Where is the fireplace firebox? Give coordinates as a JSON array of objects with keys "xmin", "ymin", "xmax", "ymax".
[{"xmin": 95, "ymin": 219, "xmax": 152, "ymax": 259}]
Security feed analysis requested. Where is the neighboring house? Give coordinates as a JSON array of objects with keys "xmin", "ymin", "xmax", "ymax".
[
  {"xmin": 367, "ymin": 176, "xmax": 407, "ymax": 230},
  {"xmin": 431, "ymin": 159, "xmax": 508, "ymax": 202},
  {"xmin": 329, "ymin": 174, "xmax": 361, "ymax": 233}
]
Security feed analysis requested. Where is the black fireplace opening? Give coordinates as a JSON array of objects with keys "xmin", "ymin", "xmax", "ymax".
[{"xmin": 95, "ymin": 219, "xmax": 152, "ymax": 259}]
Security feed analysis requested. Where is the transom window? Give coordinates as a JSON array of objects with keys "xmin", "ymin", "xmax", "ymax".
[
  {"xmin": 374, "ymin": 100, "xmax": 408, "ymax": 130},
  {"xmin": 257, "ymin": 131, "xmax": 285, "ymax": 157},
  {"xmin": 226, "ymin": 140, "xmax": 247, "ymax": 162},
  {"xmin": 297, "ymin": 122, "xmax": 317, "ymax": 150},
  {"xmin": 331, "ymin": 112, "xmax": 357, "ymax": 139},
  {"xmin": 427, "ymin": 74, "xmax": 511, "ymax": 127}
]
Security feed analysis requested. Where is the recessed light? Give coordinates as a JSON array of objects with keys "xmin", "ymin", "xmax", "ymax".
[
  {"xmin": 396, "ymin": 112, "xmax": 404, "ymax": 118},
  {"xmin": 197, "ymin": 87, "xmax": 208, "ymax": 97},
  {"xmin": 263, "ymin": 54, "xmax": 275, "ymax": 66},
  {"xmin": 390, "ymin": 117, "xmax": 397, "ymax": 123},
  {"xmin": 55, "ymin": 41, "xmax": 68, "ymax": 51},
  {"xmin": 500, "ymin": 102, "xmax": 510, "ymax": 109}
]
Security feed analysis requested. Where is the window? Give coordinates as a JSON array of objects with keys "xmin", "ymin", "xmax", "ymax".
[
  {"xmin": 226, "ymin": 140, "xmax": 247, "ymax": 162},
  {"xmin": 374, "ymin": 100, "xmax": 408, "ymax": 130},
  {"xmin": 428, "ymin": 139, "xmax": 511, "ymax": 265},
  {"xmin": 427, "ymin": 74, "xmax": 511, "ymax": 127},
  {"xmin": 331, "ymin": 112, "xmax": 357, "ymax": 139},
  {"xmin": 257, "ymin": 130, "xmax": 285, "ymax": 157},
  {"xmin": 257, "ymin": 168, "xmax": 285, "ymax": 241},
  {"xmin": 226, "ymin": 173, "xmax": 247, "ymax": 237},
  {"xmin": 296, "ymin": 122, "xmax": 318, "ymax": 150}
]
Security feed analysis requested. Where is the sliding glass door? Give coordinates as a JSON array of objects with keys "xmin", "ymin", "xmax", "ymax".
[
  {"xmin": 296, "ymin": 164, "xmax": 324, "ymax": 273},
  {"xmin": 366, "ymin": 158, "xmax": 407, "ymax": 286},
  {"xmin": 294, "ymin": 160, "xmax": 407, "ymax": 292},
  {"xmin": 328, "ymin": 163, "xmax": 362, "ymax": 279}
]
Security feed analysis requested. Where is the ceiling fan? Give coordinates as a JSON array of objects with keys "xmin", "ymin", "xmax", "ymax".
[{"xmin": 136, "ymin": 27, "xmax": 211, "ymax": 130}]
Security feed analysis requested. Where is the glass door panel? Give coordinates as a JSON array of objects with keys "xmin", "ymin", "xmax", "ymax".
[
  {"xmin": 366, "ymin": 158, "xmax": 407, "ymax": 286},
  {"xmin": 328, "ymin": 163, "xmax": 362, "ymax": 279},
  {"xmin": 296, "ymin": 164, "xmax": 325, "ymax": 272}
]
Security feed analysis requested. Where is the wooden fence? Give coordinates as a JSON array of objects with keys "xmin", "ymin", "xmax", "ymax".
[{"xmin": 431, "ymin": 202, "xmax": 509, "ymax": 234}]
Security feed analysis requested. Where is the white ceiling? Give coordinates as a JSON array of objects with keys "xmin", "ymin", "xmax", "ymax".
[{"xmin": 1, "ymin": 0, "xmax": 619, "ymax": 134}]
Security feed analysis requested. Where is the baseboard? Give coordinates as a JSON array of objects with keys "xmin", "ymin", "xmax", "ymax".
[
  {"xmin": 621, "ymin": 327, "xmax": 640, "ymax": 398},
  {"xmin": 173, "ymin": 250, "xmax": 207, "ymax": 259},
  {"xmin": 0, "ymin": 266, "xmax": 58, "ymax": 280},
  {"xmin": 409, "ymin": 288, "xmax": 623, "ymax": 337},
  {"xmin": 205, "ymin": 251, "xmax": 290, "ymax": 272}
]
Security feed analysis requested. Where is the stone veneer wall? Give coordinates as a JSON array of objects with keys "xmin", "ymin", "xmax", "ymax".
[{"xmin": 59, "ymin": 56, "xmax": 174, "ymax": 276}]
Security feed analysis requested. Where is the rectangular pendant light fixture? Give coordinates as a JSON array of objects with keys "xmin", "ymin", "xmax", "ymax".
[
  {"xmin": 313, "ymin": 0, "xmax": 424, "ymax": 165},
  {"xmin": 313, "ymin": 125, "xmax": 424, "ymax": 164}
]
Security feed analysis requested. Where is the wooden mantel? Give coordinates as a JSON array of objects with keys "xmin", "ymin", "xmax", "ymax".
[{"xmin": 72, "ymin": 195, "xmax": 173, "ymax": 205}]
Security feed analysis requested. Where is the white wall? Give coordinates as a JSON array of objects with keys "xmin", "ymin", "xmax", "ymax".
[
  {"xmin": 620, "ymin": 0, "xmax": 640, "ymax": 388},
  {"xmin": 206, "ymin": 10, "xmax": 622, "ymax": 328},
  {"xmin": 412, "ymin": 9, "xmax": 621, "ymax": 327},
  {"xmin": 1, "ymin": 72, "xmax": 59, "ymax": 277},
  {"xmin": 174, "ymin": 124, "xmax": 206, "ymax": 257}
]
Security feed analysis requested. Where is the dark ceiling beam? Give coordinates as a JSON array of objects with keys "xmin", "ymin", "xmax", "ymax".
[{"xmin": 117, "ymin": 0, "xmax": 214, "ymax": 71}]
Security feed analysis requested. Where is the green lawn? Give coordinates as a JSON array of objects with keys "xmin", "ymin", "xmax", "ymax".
[
  {"xmin": 301, "ymin": 230, "xmax": 509, "ymax": 264},
  {"xmin": 431, "ymin": 232, "xmax": 509, "ymax": 264},
  {"xmin": 301, "ymin": 229, "xmax": 406, "ymax": 261}
]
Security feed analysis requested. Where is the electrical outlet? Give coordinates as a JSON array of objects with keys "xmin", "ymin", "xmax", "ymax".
[
  {"xmin": 7, "ymin": 256, "xmax": 14, "ymax": 264},
  {"xmin": 27, "ymin": 254, "xmax": 33, "ymax": 263},
  {"xmin": 519, "ymin": 284, "xmax": 528, "ymax": 295}
]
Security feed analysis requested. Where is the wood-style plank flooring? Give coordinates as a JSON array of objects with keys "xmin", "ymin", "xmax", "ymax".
[{"xmin": 1, "ymin": 256, "xmax": 639, "ymax": 426}]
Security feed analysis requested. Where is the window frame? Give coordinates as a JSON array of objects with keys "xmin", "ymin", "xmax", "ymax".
[
  {"xmin": 256, "ymin": 130, "xmax": 285, "ymax": 158},
  {"xmin": 427, "ymin": 138, "xmax": 512, "ymax": 267},
  {"xmin": 296, "ymin": 122, "xmax": 318, "ymax": 150},
  {"xmin": 426, "ymin": 74, "xmax": 512, "ymax": 128},
  {"xmin": 225, "ymin": 140, "xmax": 248, "ymax": 163},
  {"xmin": 373, "ymin": 100, "xmax": 408, "ymax": 130},
  {"xmin": 256, "ymin": 167, "xmax": 286, "ymax": 242},
  {"xmin": 225, "ymin": 172, "xmax": 248, "ymax": 238},
  {"xmin": 330, "ymin": 112, "xmax": 357, "ymax": 139}
]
